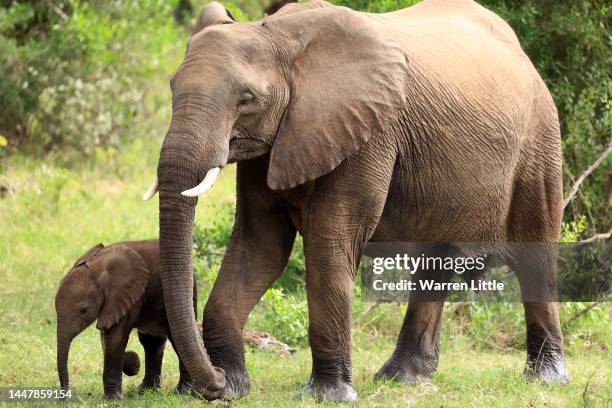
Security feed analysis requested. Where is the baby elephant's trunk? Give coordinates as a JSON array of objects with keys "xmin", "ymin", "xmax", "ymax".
[{"xmin": 56, "ymin": 331, "xmax": 71, "ymax": 389}]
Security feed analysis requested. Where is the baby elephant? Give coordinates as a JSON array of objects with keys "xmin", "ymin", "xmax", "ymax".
[{"xmin": 55, "ymin": 239, "xmax": 196, "ymax": 399}]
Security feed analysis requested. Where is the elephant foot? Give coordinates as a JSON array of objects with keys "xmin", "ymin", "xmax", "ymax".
[
  {"xmin": 524, "ymin": 331, "xmax": 569, "ymax": 385},
  {"xmin": 374, "ymin": 353, "xmax": 437, "ymax": 385},
  {"xmin": 524, "ymin": 355, "xmax": 569, "ymax": 385},
  {"xmin": 303, "ymin": 378, "xmax": 358, "ymax": 402},
  {"xmin": 103, "ymin": 390, "xmax": 123, "ymax": 400},
  {"xmin": 222, "ymin": 367, "xmax": 250, "ymax": 399},
  {"xmin": 121, "ymin": 351, "xmax": 140, "ymax": 376},
  {"xmin": 374, "ymin": 363, "xmax": 433, "ymax": 384},
  {"xmin": 137, "ymin": 376, "xmax": 161, "ymax": 394},
  {"xmin": 207, "ymin": 345, "xmax": 250, "ymax": 399},
  {"xmin": 300, "ymin": 354, "xmax": 357, "ymax": 402},
  {"xmin": 174, "ymin": 380, "xmax": 193, "ymax": 395},
  {"xmin": 103, "ymin": 381, "xmax": 123, "ymax": 400}
]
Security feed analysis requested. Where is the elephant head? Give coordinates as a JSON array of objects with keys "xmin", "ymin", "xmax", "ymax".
[
  {"xmin": 55, "ymin": 244, "xmax": 149, "ymax": 390},
  {"xmin": 143, "ymin": 0, "xmax": 407, "ymax": 398}
]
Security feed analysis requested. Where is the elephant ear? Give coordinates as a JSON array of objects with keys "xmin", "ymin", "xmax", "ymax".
[
  {"xmin": 89, "ymin": 245, "xmax": 150, "ymax": 331},
  {"xmin": 266, "ymin": 6, "xmax": 408, "ymax": 190},
  {"xmin": 192, "ymin": 1, "xmax": 234, "ymax": 35},
  {"xmin": 73, "ymin": 243, "xmax": 104, "ymax": 268}
]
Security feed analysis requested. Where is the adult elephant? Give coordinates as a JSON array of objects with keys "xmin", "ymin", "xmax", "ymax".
[{"xmin": 143, "ymin": 0, "xmax": 568, "ymax": 401}]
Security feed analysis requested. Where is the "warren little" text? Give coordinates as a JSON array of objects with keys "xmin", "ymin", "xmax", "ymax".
[{"xmin": 372, "ymin": 279, "xmax": 505, "ymax": 292}]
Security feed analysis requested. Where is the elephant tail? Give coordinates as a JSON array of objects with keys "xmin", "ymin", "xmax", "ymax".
[{"xmin": 122, "ymin": 350, "xmax": 141, "ymax": 376}]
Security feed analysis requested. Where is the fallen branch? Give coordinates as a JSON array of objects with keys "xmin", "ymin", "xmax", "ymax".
[
  {"xmin": 198, "ymin": 325, "xmax": 296, "ymax": 356},
  {"xmin": 243, "ymin": 329, "xmax": 297, "ymax": 356},
  {"xmin": 564, "ymin": 141, "xmax": 612, "ymax": 209},
  {"xmin": 579, "ymin": 229, "xmax": 612, "ymax": 243}
]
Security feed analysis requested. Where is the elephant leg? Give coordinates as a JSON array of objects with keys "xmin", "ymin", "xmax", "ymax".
[
  {"xmin": 203, "ymin": 159, "xmax": 296, "ymax": 399},
  {"xmin": 302, "ymin": 236, "xmax": 359, "ymax": 402},
  {"xmin": 101, "ymin": 323, "xmax": 131, "ymax": 399},
  {"xmin": 509, "ymin": 245, "xmax": 568, "ymax": 384},
  {"xmin": 375, "ymin": 301, "xmax": 444, "ymax": 383},
  {"xmin": 522, "ymin": 302, "xmax": 568, "ymax": 384},
  {"xmin": 505, "ymin": 168, "xmax": 567, "ymax": 385},
  {"xmin": 168, "ymin": 335, "xmax": 194, "ymax": 394},
  {"xmin": 375, "ymin": 262, "xmax": 451, "ymax": 384},
  {"xmin": 300, "ymin": 137, "xmax": 396, "ymax": 402},
  {"xmin": 137, "ymin": 332, "xmax": 166, "ymax": 393}
]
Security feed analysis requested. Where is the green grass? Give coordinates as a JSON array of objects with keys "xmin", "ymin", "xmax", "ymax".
[{"xmin": 0, "ymin": 316, "xmax": 610, "ymax": 407}]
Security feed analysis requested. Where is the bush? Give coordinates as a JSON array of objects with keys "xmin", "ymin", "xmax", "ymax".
[
  {"xmin": 255, "ymin": 288, "xmax": 309, "ymax": 345},
  {"xmin": 27, "ymin": 74, "xmax": 142, "ymax": 155},
  {"xmin": 0, "ymin": 1, "xmax": 184, "ymax": 154}
]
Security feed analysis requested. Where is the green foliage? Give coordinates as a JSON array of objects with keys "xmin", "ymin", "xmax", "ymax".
[
  {"xmin": 463, "ymin": 302, "xmax": 525, "ymax": 351},
  {"xmin": 0, "ymin": 133, "xmax": 6, "ymax": 163},
  {"xmin": 561, "ymin": 302, "xmax": 611, "ymax": 354},
  {"xmin": 27, "ymin": 74, "xmax": 142, "ymax": 155},
  {"xmin": 193, "ymin": 203, "xmax": 236, "ymax": 254},
  {"xmin": 223, "ymin": 1, "xmax": 252, "ymax": 21},
  {"xmin": 257, "ymin": 288, "xmax": 309, "ymax": 345},
  {"xmin": 0, "ymin": 0, "xmax": 183, "ymax": 154},
  {"xmin": 561, "ymin": 216, "xmax": 587, "ymax": 243}
]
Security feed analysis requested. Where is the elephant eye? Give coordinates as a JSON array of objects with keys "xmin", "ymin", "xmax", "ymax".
[
  {"xmin": 79, "ymin": 306, "xmax": 88, "ymax": 315},
  {"xmin": 238, "ymin": 92, "xmax": 254, "ymax": 105}
]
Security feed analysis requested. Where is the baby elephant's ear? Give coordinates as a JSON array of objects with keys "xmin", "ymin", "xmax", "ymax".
[
  {"xmin": 73, "ymin": 243, "xmax": 104, "ymax": 268},
  {"xmin": 90, "ymin": 245, "xmax": 150, "ymax": 331}
]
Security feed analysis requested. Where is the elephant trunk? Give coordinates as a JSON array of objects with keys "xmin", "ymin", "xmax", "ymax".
[
  {"xmin": 56, "ymin": 330, "xmax": 72, "ymax": 390},
  {"xmin": 157, "ymin": 123, "xmax": 226, "ymax": 400}
]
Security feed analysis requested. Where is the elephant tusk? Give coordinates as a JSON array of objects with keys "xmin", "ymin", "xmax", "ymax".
[
  {"xmin": 181, "ymin": 167, "xmax": 221, "ymax": 197},
  {"xmin": 142, "ymin": 177, "xmax": 159, "ymax": 201}
]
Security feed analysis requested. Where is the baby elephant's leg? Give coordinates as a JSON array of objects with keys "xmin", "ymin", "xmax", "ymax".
[
  {"xmin": 137, "ymin": 332, "xmax": 167, "ymax": 393},
  {"xmin": 169, "ymin": 336, "xmax": 193, "ymax": 394},
  {"xmin": 101, "ymin": 326, "xmax": 131, "ymax": 399}
]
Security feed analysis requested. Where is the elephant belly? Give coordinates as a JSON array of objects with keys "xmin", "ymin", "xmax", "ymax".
[
  {"xmin": 371, "ymin": 157, "xmax": 513, "ymax": 243},
  {"xmin": 135, "ymin": 307, "xmax": 171, "ymax": 338}
]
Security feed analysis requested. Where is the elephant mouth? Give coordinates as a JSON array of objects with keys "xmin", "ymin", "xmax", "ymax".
[{"xmin": 228, "ymin": 138, "xmax": 271, "ymax": 162}]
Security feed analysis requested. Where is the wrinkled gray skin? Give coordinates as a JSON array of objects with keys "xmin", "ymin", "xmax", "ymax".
[{"xmin": 153, "ymin": 0, "xmax": 568, "ymax": 401}]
